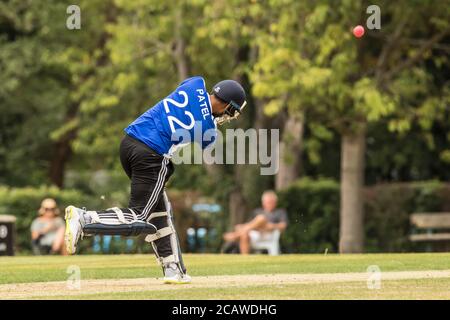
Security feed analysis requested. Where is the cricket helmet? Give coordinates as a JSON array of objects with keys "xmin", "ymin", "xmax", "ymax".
[{"xmin": 212, "ymin": 80, "xmax": 247, "ymax": 125}]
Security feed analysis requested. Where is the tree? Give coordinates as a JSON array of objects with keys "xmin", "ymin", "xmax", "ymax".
[
  {"xmin": 252, "ymin": 0, "xmax": 449, "ymax": 253},
  {"xmin": 0, "ymin": 0, "xmax": 71, "ymax": 186},
  {"xmin": 251, "ymin": 1, "xmax": 318, "ymax": 191}
]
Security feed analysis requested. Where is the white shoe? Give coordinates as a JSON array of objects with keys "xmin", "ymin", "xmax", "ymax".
[
  {"xmin": 64, "ymin": 206, "xmax": 85, "ymax": 255},
  {"xmin": 163, "ymin": 263, "xmax": 192, "ymax": 284}
]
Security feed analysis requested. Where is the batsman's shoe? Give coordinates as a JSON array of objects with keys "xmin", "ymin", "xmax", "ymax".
[
  {"xmin": 163, "ymin": 263, "xmax": 192, "ymax": 284},
  {"xmin": 64, "ymin": 205, "xmax": 85, "ymax": 255}
]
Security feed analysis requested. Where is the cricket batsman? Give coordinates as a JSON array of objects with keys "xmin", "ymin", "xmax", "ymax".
[{"xmin": 64, "ymin": 76, "xmax": 246, "ymax": 284}]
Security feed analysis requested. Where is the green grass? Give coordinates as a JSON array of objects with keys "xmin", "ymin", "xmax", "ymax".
[
  {"xmin": 42, "ymin": 278, "xmax": 450, "ymax": 300},
  {"xmin": 1, "ymin": 253, "xmax": 450, "ymax": 299},
  {"xmin": 2, "ymin": 253, "xmax": 450, "ymax": 285}
]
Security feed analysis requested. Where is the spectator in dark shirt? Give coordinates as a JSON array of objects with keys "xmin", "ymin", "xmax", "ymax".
[{"xmin": 222, "ymin": 190, "xmax": 288, "ymax": 254}]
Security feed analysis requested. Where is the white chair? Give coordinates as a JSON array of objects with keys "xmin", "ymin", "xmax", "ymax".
[{"xmin": 249, "ymin": 229, "xmax": 281, "ymax": 255}]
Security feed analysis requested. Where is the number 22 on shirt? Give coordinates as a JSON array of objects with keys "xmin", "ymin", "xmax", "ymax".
[{"xmin": 163, "ymin": 91, "xmax": 195, "ymax": 133}]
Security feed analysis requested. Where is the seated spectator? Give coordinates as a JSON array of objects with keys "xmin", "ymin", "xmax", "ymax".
[
  {"xmin": 222, "ymin": 190, "xmax": 288, "ymax": 254},
  {"xmin": 31, "ymin": 198, "xmax": 66, "ymax": 255}
]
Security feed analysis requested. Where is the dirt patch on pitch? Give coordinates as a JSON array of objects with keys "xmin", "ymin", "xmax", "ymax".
[{"xmin": 1, "ymin": 270, "xmax": 450, "ymax": 299}]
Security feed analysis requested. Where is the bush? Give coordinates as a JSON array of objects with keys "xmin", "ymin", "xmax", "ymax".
[
  {"xmin": 278, "ymin": 178, "xmax": 340, "ymax": 253},
  {"xmin": 364, "ymin": 181, "xmax": 450, "ymax": 252},
  {"xmin": 278, "ymin": 179, "xmax": 450, "ymax": 253},
  {"xmin": 4, "ymin": 180, "xmax": 450, "ymax": 254},
  {"xmin": 0, "ymin": 185, "xmax": 204, "ymax": 254},
  {"xmin": 0, "ymin": 185, "xmax": 102, "ymax": 253}
]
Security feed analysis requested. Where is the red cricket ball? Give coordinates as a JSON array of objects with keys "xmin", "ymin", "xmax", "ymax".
[{"xmin": 353, "ymin": 25, "xmax": 365, "ymax": 38}]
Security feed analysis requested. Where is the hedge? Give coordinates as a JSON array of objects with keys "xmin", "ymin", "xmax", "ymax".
[
  {"xmin": 278, "ymin": 179, "xmax": 450, "ymax": 253},
  {"xmin": 3, "ymin": 180, "xmax": 450, "ymax": 254},
  {"xmin": 0, "ymin": 185, "xmax": 102, "ymax": 253},
  {"xmin": 0, "ymin": 185, "xmax": 201, "ymax": 254},
  {"xmin": 364, "ymin": 181, "xmax": 450, "ymax": 252}
]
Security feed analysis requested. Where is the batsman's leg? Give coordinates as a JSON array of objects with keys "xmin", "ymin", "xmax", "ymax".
[
  {"xmin": 145, "ymin": 191, "xmax": 191, "ymax": 284},
  {"xmin": 64, "ymin": 198, "xmax": 190, "ymax": 284},
  {"xmin": 64, "ymin": 206, "xmax": 157, "ymax": 255}
]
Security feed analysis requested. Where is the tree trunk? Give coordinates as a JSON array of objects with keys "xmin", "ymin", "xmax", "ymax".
[
  {"xmin": 228, "ymin": 182, "xmax": 248, "ymax": 227},
  {"xmin": 253, "ymin": 98, "xmax": 268, "ymax": 130},
  {"xmin": 173, "ymin": 5, "xmax": 189, "ymax": 81},
  {"xmin": 49, "ymin": 139, "xmax": 72, "ymax": 187},
  {"xmin": 275, "ymin": 113, "xmax": 304, "ymax": 191},
  {"xmin": 48, "ymin": 100, "xmax": 79, "ymax": 187},
  {"xmin": 48, "ymin": 7, "xmax": 116, "ymax": 187},
  {"xmin": 339, "ymin": 126, "xmax": 366, "ymax": 253}
]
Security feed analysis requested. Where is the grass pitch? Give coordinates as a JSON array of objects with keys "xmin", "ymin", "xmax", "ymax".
[{"xmin": 1, "ymin": 253, "xmax": 450, "ymax": 299}]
